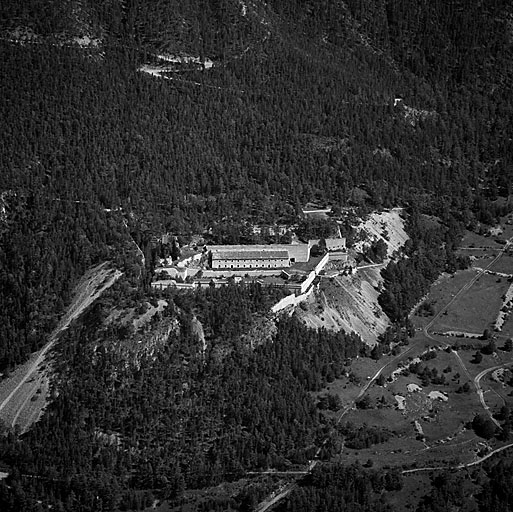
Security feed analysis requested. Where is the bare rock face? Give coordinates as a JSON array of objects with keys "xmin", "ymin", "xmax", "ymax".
[
  {"xmin": 297, "ymin": 266, "xmax": 389, "ymax": 346},
  {"xmin": 296, "ymin": 209, "xmax": 409, "ymax": 345},
  {"xmin": 240, "ymin": 316, "xmax": 277, "ymax": 350},
  {"xmin": 191, "ymin": 315, "xmax": 207, "ymax": 357}
]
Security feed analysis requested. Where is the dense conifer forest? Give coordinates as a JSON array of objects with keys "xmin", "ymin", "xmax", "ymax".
[
  {"xmin": 0, "ymin": 284, "xmax": 364, "ymax": 510},
  {"xmin": 1, "ymin": 0, "xmax": 513, "ymax": 510},
  {"xmin": 1, "ymin": 0, "xmax": 512, "ymax": 370}
]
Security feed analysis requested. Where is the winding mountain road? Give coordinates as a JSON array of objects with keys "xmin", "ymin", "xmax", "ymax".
[{"xmin": 473, "ymin": 362, "xmax": 513, "ymax": 426}]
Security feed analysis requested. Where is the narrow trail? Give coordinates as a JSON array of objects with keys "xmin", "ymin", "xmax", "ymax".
[
  {"xmin": 0, "ymin": 262, "xmax": 122, "ymax": 432},
  {"xmin": 403, "ymin": 441, "xmax": 513, "ymax": 474}
]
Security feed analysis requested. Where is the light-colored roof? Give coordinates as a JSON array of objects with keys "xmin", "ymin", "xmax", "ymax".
[
  {"xmin": 326, "ymin": 238, "xmax": 346, "ymax": 250},
  {"xmin": 209, "ymin": 244, "xmax": 305, "ymax": 251},
  {"xmin": 208, "ymin": 244, "xmax": 310, "ymax": 261},
  {"xmin": 212, "ymin": 250, "xmax": 289, "ymax": 261}
]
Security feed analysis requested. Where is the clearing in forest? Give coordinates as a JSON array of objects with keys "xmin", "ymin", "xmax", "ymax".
[{"xmin": 429, "ymin": 272, "xmax": 509, "ymax": 335}]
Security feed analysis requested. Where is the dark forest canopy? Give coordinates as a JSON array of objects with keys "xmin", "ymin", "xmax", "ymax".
[
  {"xmin": 0, "ymin": 1, "xmax": 513, "ymax": 509},
  {"xmin": 0, "ymin": 0, "xmax": 511, "ymax": 392},
  {"xmin": 0, "ymin": 283, "xmax": 364, "ymax": 511},
  {"xmin": 1, "ymin": 0, "xmax": 512, "ymax": 222}
]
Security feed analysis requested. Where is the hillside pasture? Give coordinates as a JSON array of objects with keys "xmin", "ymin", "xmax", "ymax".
[
  {"xmin": 429, "ymin": 272, "xmax": 509, "ymax": 335},
  {"xmin": 337, "ymin": 348, "xmax": 489, "ymax": 469},
  {"xmin": 412, "ymin": 270, "xmax": 477, "ymax": 321},
  {"xmin": 489, "ymin": 253, "xmax": 513, "ymax": 275},
  {"xmin": 458, "ymin": 231, "xmax": 505, "ymax": 251}
]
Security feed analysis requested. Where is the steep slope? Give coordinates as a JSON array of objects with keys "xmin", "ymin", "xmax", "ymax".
[
  {"xmin": 299, "ymin": 266, "xmax": 389, "ymax": 345},
  {"xmin": 1, "ymin": 1, "xmax": 513, "ymax": 510},
  {"xmin": 353, "ymin": 208, "xmax": 409, "ymax": 257},
  {"xmin": 297, "ymin": 209, "xmax": 409, "ymax": 345},
  {"xmin": 0, "ymin": 262, "xmax": 122, "ymax": 433},
  {"xmin": 1, "ymin": 0, "xmax": 511, "ymax": 383}
]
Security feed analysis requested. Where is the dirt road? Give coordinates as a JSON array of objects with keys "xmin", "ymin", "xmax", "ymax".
[
  {"xmin": 403, "ymin": 440, "xmax": 513, "ymax": 474},
  {"xmin": 472, "ymin": 361, "xmax": 513, "ymax": 427}
]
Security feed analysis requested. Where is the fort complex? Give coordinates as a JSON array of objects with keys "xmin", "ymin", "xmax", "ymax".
[
  {"xmin": 152, "ymin": 238, "xmax": 350, "ymax": 298},
  {"xmin": 207, "ymin": 239, "xmax": 347, "ymax": 270},
  {"xmin": 208, "ymin": 242, "xmax": 313, "ymax": 269},
  {"xmin": 211, "ymin": 250, "xmax": 290, "ymax": 270}
]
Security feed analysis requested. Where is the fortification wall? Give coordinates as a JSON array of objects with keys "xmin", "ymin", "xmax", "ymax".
[{"xmin": 271, "ymin": 287, "xmax": 315, "ymax": 313}]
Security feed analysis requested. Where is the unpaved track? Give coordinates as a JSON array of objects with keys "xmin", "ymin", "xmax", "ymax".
[
  {"xmin": 403, "ymin": 441, "xmax": 513, "ymax": 474},
  {"xmin": 472, "ymin": 361, "xmax": 513, "ymax": 427},
  {"xmin": 0, "ymin": 262, "xmax": 122, "ymax": 433}
]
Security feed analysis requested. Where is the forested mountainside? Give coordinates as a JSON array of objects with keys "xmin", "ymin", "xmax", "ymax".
[
  {"xmin": 1, "ymin": 1, "xmax": 513, "ymax": 510},
  {"xmin": 1, "ymin": 0, "xmax": 512, "ymax": 372},
  {"xmin": 1, "ymin": 0, "xmax": 512, "ymax": 217},
  {"xmin": 0, "ymin": 284, "xmax": 365, "ymax": 510}
]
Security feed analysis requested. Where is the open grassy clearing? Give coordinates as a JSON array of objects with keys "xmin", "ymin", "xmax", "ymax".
[
  {"xmin": 430, "ymin": 272, "xmax": 508, "ymax": 334},
  {"xmin": 452, "ymin": 349, "xmax": 499, "ymax": 378},
  {"xmin": 314, "ymin": 355, "xmax": 405, "ymax": 413},
  {"xmin": 337, "ymin": 435, "xmax": 424, "ymax": 468},
  {"xmin": 454, "ymin": 349, "xmax": 513, "ymax": 378},
  {"xmin": 460, "ymin": 231, "xmax": 507, "ymax": 249},
  {"xmin": 338, "ymin": 391, "xmax": 483, "ymax": 470},
  {"xmin": 349, "ymin": 356, "xmax": 385, "ymax": 381},
  {"xmin": 386, "ymin": 353, "xmax": 476, "ymax": 438},
  {"xmin": 344, "ymin": 406, "xmax": 411, "ymax": 432},
  {"xmin": 336, "ymin": 421, "xmax": 480, "ymax": 471},
  {"xmin": 489, "ymin": 253, "xmax": 513, "ymax": 274},
  {"xmin": 330, "ymin": 347, "xmax": 513, "ymax": 471},
  {"xmin": 412, "ymin": 270, "xmax": 477, "ymax": 320},
  {"xmin": 317, "ymin": 376, "xmax": 362, "ymax": 411},
  {"xmin": 459, "ymin": 230, "xmax": 505, "ymax": 250}
]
